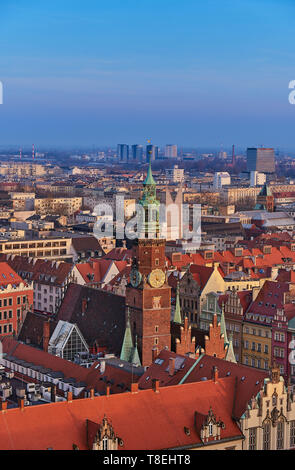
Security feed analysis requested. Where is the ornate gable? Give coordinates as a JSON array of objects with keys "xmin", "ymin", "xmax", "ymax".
[
  {"xmin": 88, "ymin": 415, "xmax": 121, "ymax": 451},
  {"xmin": 196, "ymin": 407, "xmax": 225, "ymax": 443}
]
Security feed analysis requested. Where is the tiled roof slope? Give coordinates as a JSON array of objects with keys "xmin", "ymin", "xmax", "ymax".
[
  {"xmin": 18, "ymin": 311, "xmax": 58, "ymax": 348},
  {"xmin": 138, "ymin": 350, "xmax": 268, "ymax": 419},
  {"xmin": 0, "ymin": 337, "xmax": 142, "ymax": 396},
  {"xmin": 0, "ymin": 254, "xmax": 73, "ymax": 286},
  {"xmin": 0, "ymin": 261, "xmax": 29, "ymax": 287},
  {"xmin": 0, "ymin": 377, "xmax": 243, "ymax": 450},
  {"xmin": 57, "ymin": 283, "xmax": 126, "ymax": 355}
]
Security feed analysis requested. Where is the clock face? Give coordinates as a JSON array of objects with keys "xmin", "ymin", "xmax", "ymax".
[
  {"xmin": 130, "ymin": 269, "xmax": 142, "ymax": 288},
  {"xmin": 148, "ymin": 269, "xmax": 165, "ymax": 288}
]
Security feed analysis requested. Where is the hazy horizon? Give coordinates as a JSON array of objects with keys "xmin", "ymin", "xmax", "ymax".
[{"xmin": 1, "ymin": 0, "xmax": 295, "ymax": 148}]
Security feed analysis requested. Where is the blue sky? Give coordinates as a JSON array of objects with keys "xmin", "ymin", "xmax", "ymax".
[{"xmin": 0, "ymin": 0, "xmax": 295, "ymax": 148}]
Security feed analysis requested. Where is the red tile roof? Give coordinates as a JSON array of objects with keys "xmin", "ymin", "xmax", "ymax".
[
  {"xmin": 0, "ymin": 376, "xmax": 243, "ymax": 450},
  {"xmin": 0, "ymin": 255, "xmax": 73, "ymax": 286},
  {"xmin": 138, "ymin": 350, "xmax": 268, "ymax": 419},
  {"xmin": 103, "ymin": 247, "xmax": 132, "ymax": 262},
  {"xmin": 248, "ymin": 280, "xmax": 290, "ymax": 316},
  {"xmin": 0, "ymin": 337, "xmax": 142, "ymax": 396},
  {"xmin": 0, "ymin": 262, "xmax": 26, "ymax": 287}
]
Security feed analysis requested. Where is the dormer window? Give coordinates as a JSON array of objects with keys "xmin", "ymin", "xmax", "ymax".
[
  {"xmin": 209, "ymin": 423, "xmax": 213, "ymax": 436},
  {"xmin": 102, "ymin": 436, "xmax": 108, "ymax": 450}
]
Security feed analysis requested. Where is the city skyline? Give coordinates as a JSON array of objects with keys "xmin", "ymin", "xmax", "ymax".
[{"xmin": 0, "ymin": 1, "xmax": 295, "ymax": 148}]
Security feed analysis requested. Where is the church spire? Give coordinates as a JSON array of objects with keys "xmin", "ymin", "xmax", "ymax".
[
  {"xmin": 173, "ymin": 281, "xmax": 182, "ymax": 324},
  {"xmin": 120, "ymin": 308, "xmax": 134, "ymax": 362},
  {"xmin": 225, "ymin": 332, "xmax": 237, "ymax": 363},
  {"xmin": 143, "ymin": 155, "xmax": 156, "ymax": 186},
  {"xmin": 220, "ymin": 302, "xmax": 229, "ymax": 346},
  {"xmin": 130, "ymin": 335, "xmax": 141, "ymax": 366}
]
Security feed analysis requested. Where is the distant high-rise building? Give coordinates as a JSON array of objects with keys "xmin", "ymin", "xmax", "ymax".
[
  {"xmin": 247, "ymin": 148, "xmax": 275, "ymax": 174},
  {"xmin": 131, "ymin": 145, "xmax": 143, "ymax": 162},
  {"xmin": 213, "ymin": 172, "xmax": 231, "ymax": 190},
  {"xmin": 146, "ymin": 145, "xmax": 158, "ymax": 162},
  {"xmin": 165, "ymin": 165, "xmax": 184, "ymax": 183},
  {"xmin": 117, "ymin": 144, "xmax": 129, "ymax": 162},
  {"xmin": 218, "ymin": 151, "xmax": 227, "ymax": 159},
  {"xmin": 250, "ymin": 171, "xmax": 266, "ymax": 187},
  {"xmin": 165, "ymin": 144, "xmax": 178, "ymax": 158}
]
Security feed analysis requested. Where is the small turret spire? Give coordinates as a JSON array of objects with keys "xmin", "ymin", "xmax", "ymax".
[
  {"xmin": 120, "ymin": 308, "xmax": 134, "ymax": 362},
  {"xmin": 220, "ymin": 302, "xmax": 229, "ymax": 346},
  {"xmin": 173, "ymin": 281, "xmax": 182, "ymax": 324}
]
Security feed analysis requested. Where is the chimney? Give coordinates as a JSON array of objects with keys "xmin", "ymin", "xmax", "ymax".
[
  {"xmin": 67, "ymin": 391, "xmax": 73, "ymax": 402},
  {"xmin": 106, "ymin": 385, "xmax": 110, "ymax": 396},
  {"xmin": 131, "ymin": 382, "xmax": 138, "ymax": 394},
  {"xmin": 212, "ymin": 366, "xmax": 218, "ymax": 383},
  {"xmin": 0, "ymin": 400, "xmax": 7, "ymax": 411},
  {"xmin": 168, "ymin": 358, "xmax": 175, "ymax": 377},
  {"xmin": 51, "ymin": 384, "xmax": 57, "ymax": 403},
  {"xmin": 90, "ymin": 388, "xmax": 95, "ymax": 399},
  {"xmin": 43, "ymin": 320, "xmax": 50, "ymax": 353},
  {"xmin": 152, "ymin": 347, "xmax": 159, "ymax": 363},
  {"xmin": 18, "ymin": 398, "xmax": 24, "ymax": 410},
  {"xmin": 152, "ymin": 379, "xmax": 160, "ymax": 393}
]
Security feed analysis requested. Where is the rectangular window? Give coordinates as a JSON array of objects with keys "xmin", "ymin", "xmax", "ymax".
[
  {"xmin": 249, "ymin": 428, "xmax": 257, "ymax": 450},
  {"xmin": 263, "ymin": 423, "xmax": 271, "ymax": 450},
  {"xmin": 290, "ymin": 421, "xmax": 295, "ymax": 448},
  {"xmin": 277, "ymin": 421, "xmax": 284, "ymax": 450}
]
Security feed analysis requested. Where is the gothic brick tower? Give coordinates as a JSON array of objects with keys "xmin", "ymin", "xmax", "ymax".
[{"xmin": 124, "ymin": 155, "xmax": 171, "ymax": 366}]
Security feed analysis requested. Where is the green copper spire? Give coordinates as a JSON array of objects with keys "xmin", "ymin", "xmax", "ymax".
[
  {"xmin": 173, "ymin": 281, "xmax": 182, "ymax": 324},
  {"xmin": 120, "ymin": 308, "xmax": 134, "ymax": 362},
  {"xmin": 143, "ymin": 157, "xmax": 156, "ymax": 186},
  {"xmin": 130, "ymin": 336, "xmax": 141, "ymax": 366},
  {"xmin": 225, "ymin": 332, "xmax": 237, "ymax": 363},
  {"xmin": 220, "ymin": 302, "xmax": 229, "ymax": 346}
]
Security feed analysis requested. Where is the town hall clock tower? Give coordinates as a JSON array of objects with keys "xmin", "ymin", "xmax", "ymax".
[{"xmin": 125, "ymin": 157, "xmax": 171, "ymax": 367}]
